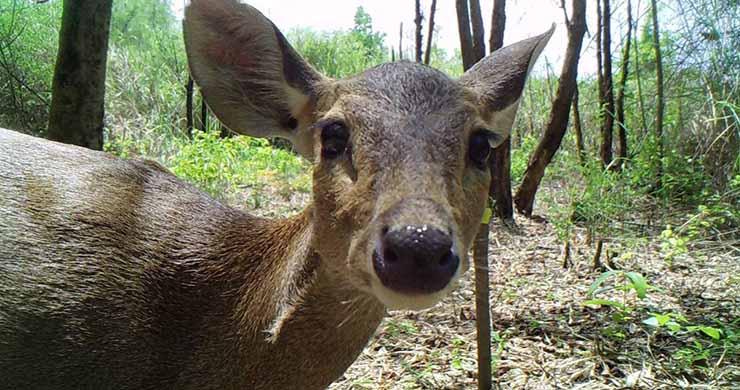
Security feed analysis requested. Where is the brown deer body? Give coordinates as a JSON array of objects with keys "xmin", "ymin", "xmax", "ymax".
[{"xmin": 0, "ymin": 1, "xmax": 551, "ymax": 388}]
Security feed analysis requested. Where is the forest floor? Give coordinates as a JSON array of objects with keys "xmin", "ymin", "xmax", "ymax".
[{"xmin": 236, "ymin": 184, "xmax": 739, "ymax": 390}]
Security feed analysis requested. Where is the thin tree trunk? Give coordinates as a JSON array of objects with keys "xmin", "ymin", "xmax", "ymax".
[
  {"xmin": 415, "ymin": 0, "xmax": 423, "ymax": 63},
  {"xmin": 489, "ymin": 0, "xmax": 505, "ymax": 53},
  {"xmin": 633, "ymin": 22, "xmax": 648, "ymax": 138},
  {"xmin": 472, "ymin": 220, "xmax": 492, "ymax": 390},
  {"xmin": 456, "ymin": 0, "xmax": 476, "ymax": 70},
  {"xmin": 562, "ymin": 240, "xmax": 571, "ymax": 268},
  {"xmin": 593, "ymin": 239, "xmax": 604, "ymax": 270},
  {"xmin": 423, "ymin": 0, "xmax": 438, "ymax": 65},
  {"xmin": 514, "ymin": 0, "xmax": 587, "ymax": 217},
  {"xmin": 487, "ymin": 0, "xmax": 512, "ymax": 222},
  {"xmin": 201, "ymin": 93, "xmax": 208, "ymax": 131},
  {"xmin": 47, "ymin": 0, "xmax": 113, "ymax": 150},
  {"xmin": 399, "ymin": 22, "xmax": 404, "ymax": 61},
  {"xmin": 651, "ymin": 0, "xmax": 664, "ymax": 189},
  {"xmin": 614, "ymin": 0, "xmax": 632, "ymax": 169},
  {"xmin": 457, "ymin": 2, "xmax": 491, "ymax": 387},
  {"xmin": 469, "ymin": 0, "xmax": 486, "ymax": 62},
  {"xmin": 572, "ymin": 85, "xmax": 585, "ymax": 164},
  {"xmin": 186, "ymin": 76, "xmax": 194, "ymax": 138},
  {"xmin": 599, "ymin": 0, "xmax": 615, "ymax": 168},
  {"xmin": 595, "ymin": 0, "xmax": 605, "ymax": 162},
  {"xmin": 391, "ymin": 47, "xmax": 396, "ymax": 62}
]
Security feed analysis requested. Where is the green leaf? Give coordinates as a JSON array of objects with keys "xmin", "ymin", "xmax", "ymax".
[
  {"xmin": 588, "ymin": 271, "xmax": 619, "ymax": 297},
  {"xmin": 693, "ymin": 326, "xmax": 722, "ymax": 340},
  {"xmin": 625, "ymin": 272, "xmax": 648, "ymax": 299},
  {"xmin": 643, "ymin": 317, "xmax": 660, "ymax": 327},
  {"xmin": 666, "ymin": 321, "xmax": 682, "ymax": 332}
]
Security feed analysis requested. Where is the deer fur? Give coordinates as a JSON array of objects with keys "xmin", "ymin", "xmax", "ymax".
[{"xmin": 0, "ymin": 0, "xmax": 552, "ymax": 388}]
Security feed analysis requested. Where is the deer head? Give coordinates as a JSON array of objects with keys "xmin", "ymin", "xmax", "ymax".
[{"xmin": 184, "ymin": 0, "xmax": 552, "ymax": 310}]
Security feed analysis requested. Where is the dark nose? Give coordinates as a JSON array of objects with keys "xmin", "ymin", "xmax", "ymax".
[{"xmin": 373, "ymin": 225, "xmax": 460, "ymax": 294}]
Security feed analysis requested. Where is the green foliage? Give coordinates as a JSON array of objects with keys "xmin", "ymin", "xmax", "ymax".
[
  {"xmin": 510, "ymin": 135, "xmax": 539, "ymax": 184},
  {"xmin": 570, "ymin": 161, "xmax": 639, "ymax": 235},
  {"xmin": 0, "ymin": 0, "xmax": 62, "ymax": 133},
  {"xmin": 288, "ymin": 6, "xmax": 387, "ymax": 78},
  {"xmin": 167, "ymin": 129, "xmax": 310, "ymax": 200},
  {"xmin": 428, "ymin": 47, "xmax": 464, "ymax": 77},
  {"xmin": 351, "ymin": 6, "xmax": 385, "ymax": 62},
  {"xmin": 288, "ymin": 28, "xmax": 385, "ymax": 78},
  {"xmin": 105, "ymin": 0, "xmax": 188, "ymax": 157},
  {"xmin": 583, "ymin": 270, "xmax": 652, "ymax": 341},
  {"xmin": 644, "ymin": 313, "xmax": 739, "ymax": 372}
]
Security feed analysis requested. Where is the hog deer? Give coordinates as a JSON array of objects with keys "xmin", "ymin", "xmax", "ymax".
[{"xmin": 0, "ymin": 0, "xmax": 552, "ymax": 388}]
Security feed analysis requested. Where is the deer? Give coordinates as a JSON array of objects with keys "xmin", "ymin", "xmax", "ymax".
[{"xmin": 0, "ymin": 0, "xmax": 552, "ymax": 388}]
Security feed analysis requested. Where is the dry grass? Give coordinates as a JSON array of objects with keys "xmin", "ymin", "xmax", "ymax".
[
  {"xmin": 330, "ymin": 213, "xmax": 739, "ymax": 389},
  {"xmin": 230, "ymin": 184, "xmax": 739, "ymax": 390}
]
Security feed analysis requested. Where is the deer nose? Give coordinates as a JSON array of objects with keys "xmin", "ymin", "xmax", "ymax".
[{"xmin": 373, "ymin": 225, "xmax": 459, "ymax": 294}]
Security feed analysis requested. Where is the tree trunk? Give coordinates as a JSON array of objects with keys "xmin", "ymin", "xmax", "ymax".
[
  {"xmin": 423, "ymin": 0, "xmax": 438, "ymax": 65},
  {"xmin": 633, "ymin": 18, "xmax": 649, "ymax": 138},
  {"xmin": 487, "ymin": 0, "xmax": 512, "ymax": 222},
  {"xmin": 489, "ymin": 0, "xmax": 505, "ymax": 53},
  {"xmin": 456, "ymin": 2, "xmax": 491, "ymax": 388},
  {"xmin": 47, "ymin": 0, "xmax": 113, "ymax": 150},
  {"xmin": 201, "ymin": 94, "xmax": 208, "ymax": 131},
  {"xmin": 596, "ymin": 0, "xmax": 604, "ymax": 152},
  {"xmin": 651, "ymin": 0, "xmax": 664, "ymax": 189},
  {"xmin": 572, "ymin": 85, "xmax": 585, "ymax": 165},
  {"xmin": 469, "ymin": 0, "xmax": 486, "ymax": 62},
  {"xmin": 399, "ymin": 22, "xmax": 404, "ymax": 61},
  {"xmin": 514, "ymin": 0, "xmax": 587, "ymax": 217},
  {"xmin": 456, "ymin": 0, "xmax": 476, "ymax": 70},
  {"xmin": 472, "ymin": 220, "xmax": 492, "ymax": 390},
  {"xmin": 186, "ymin": 76, "xmax": 194, "ymax": 138},
  {"xmin": 415, "ymin": 0, "xmax": 423, "ymax": 63},
  {"xmin": 614, "ymin": 0, "xmax": 632, "ymax": 169},
  {"xmin": 593, "ymin": 239, "xmax": 604, "ymax": 271},
  {"xmin": 599, "ymin": 0, "xmax": 615, "ymax": 168}
]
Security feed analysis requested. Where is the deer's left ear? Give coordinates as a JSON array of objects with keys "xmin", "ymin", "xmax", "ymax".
[
  {"xmin": 183, "ymin": 0, "xmax": 325, "ymax": 158},
  {"xmin": 459, "ymin": 25, "xmax": 554, "ymax": 147}
]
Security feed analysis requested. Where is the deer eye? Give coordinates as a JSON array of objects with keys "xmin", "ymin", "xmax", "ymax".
[
  {"xmin": 468, "ymin": 130, "xmax": 493, "ymax": 169},
  {"xmin": 320, "ymin": 121, "xmax": 349, "ymax": 160}
]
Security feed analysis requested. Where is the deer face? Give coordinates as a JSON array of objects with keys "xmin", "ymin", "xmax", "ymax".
[{"xmin": 184, "ymin": 0, "xmax": 552, "ymax": 310}]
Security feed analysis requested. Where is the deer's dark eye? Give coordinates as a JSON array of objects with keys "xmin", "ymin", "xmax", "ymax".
[
  {"xmin": 321, "ymin": 121, "xmax": 349, "ymax": 160},
  {"xmin": 468, "ymin": 130, "xmax": 493, "ymax": 169}
]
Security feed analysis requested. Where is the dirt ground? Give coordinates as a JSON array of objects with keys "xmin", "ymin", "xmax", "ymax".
[
  {"xmin": 328, "ymin": 213, "xmax": 738, "ymax": 388},
  {"xmin": 237, "ymin": 183, "xmax": 739, "ymax": 390}
]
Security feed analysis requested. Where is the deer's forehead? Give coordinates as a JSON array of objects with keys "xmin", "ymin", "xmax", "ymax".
[
  {"xmin": 351, "ymin": 62, "xmax": 467, "ymax": 113},
  {"xmin": 324, "ymin": 63, "xmax": 474, "ymax": 144},
  {"xmin": 322, "ymin": 62, "xmax": 468, "ymax": 117}
]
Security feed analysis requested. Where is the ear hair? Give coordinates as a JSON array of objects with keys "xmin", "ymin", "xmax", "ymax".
[
  {"xmin": 183, "ymin": 0, "xmax": 325, "ymax": 158},
  {"xmin": 459, "ymin": 25, "xmax": 554, "ymax": 140}
]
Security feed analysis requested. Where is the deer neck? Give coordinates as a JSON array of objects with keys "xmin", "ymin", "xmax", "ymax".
[
  {"xmin": 224, "ymin": 204, "xmax": 385, "ymax": 347},
  {"xmin": 211, "ymin": 205, "xmax": 385, "ymax": 387}
]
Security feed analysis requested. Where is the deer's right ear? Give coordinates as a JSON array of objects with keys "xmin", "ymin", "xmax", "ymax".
[
  {"xmin": 459, "ymin": 26, "xmax": 554, "ymax": 146},
  {"xmin": 184, "ymin": 0, "xmax": 324, "ymax": 158}
]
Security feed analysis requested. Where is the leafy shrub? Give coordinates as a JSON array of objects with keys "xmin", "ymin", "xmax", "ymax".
[
  {"xmin": 0, "ymin": 0, "xmax": 61, "ymax": 134},
  {"xmin": 168, "ymin": 129, "xmax": 310, "ymax": 199}
]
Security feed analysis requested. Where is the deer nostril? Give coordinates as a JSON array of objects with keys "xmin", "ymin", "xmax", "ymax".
[
  {"xmin": 438, "ymin": 251, "xmax": 457, "ymax": 267},
  {"xmin": 383, "ymin": 246, "xmax": 399, "ymax": 263}
]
